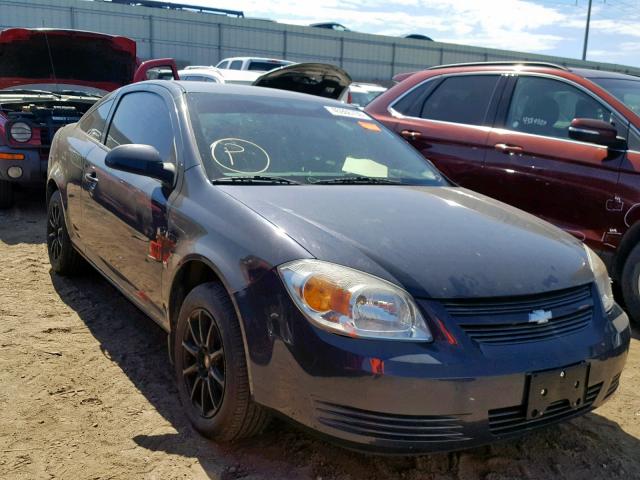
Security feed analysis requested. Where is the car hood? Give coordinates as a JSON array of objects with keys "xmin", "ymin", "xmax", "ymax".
[
  {"xmin": 253, "ymin": 63, "xmax": 351, "ymax": 100},
  {"xmin": 222, "ymin": 185, "xmax": 593, "ymax": 299},
  {"xmin": 0, "ymin": 28, "xmax": 137, "ymax": 91}
]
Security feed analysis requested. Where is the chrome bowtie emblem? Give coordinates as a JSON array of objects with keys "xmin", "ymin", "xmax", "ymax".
[{"xmin": 529, "ymin": 309, "xmax": 553, "ymax": 324}]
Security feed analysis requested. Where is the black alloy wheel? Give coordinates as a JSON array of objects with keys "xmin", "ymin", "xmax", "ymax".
[
  {"xmin": 47, "ymin": 200, "xmax": 64, "ymax": 262},
  {"xmin": 174, "ymin": 282, "xmax": 270, "ymax": 441},
  {"xmin": 46, "ymin": 190, "xmax": 83, "ymax": 276},
  {"xmin": 182, "ymin": 308, "xmax": 226, "ymax": 418}
]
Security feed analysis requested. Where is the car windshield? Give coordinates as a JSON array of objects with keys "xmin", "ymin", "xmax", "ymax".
[
  {"xmin": 350, "ymin": 90, "xmax": 385, "ymax": 107},
  {"xmin": 187, "ymin": 92, "xmax": 446, "ymax": 186},
  {"xmin": 247, "ymin": 61, "xmax": 289, "ymax": 71},
  {"xmin": 591, "ymin": 78, "xmax": 640, "ymax": 115}
]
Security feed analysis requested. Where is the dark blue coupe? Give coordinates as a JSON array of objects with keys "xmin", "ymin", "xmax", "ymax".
[{"xmin": 46, "ymin": 80, "xmax": 630, "ymax": 453}]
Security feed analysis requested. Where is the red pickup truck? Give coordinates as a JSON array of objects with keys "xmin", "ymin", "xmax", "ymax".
[{"xmin": 0, "ymin": 28, "xmax": 178, "ymax": 208}]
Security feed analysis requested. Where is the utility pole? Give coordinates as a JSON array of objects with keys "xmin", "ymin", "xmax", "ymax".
[{"xmin": 582, "ymin": 0, "xmax": 593, "ymax": 60}]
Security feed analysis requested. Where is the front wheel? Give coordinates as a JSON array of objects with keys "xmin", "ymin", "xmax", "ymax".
[
  {"xmin": 174, "ymin": 282, "xmax": 270, "ymax": 441},
  {"xmin": 0, "ymin": 180, "xmax": 14, "ymax": 209},
  {"xmin": 620, "ymin": 243, "xmax": 640, "ymax": 324}
]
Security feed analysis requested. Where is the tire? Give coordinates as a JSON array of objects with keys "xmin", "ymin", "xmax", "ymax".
[
  {"xmin": 0, "ymin": 180, "xmax": 14, "ymax": 209},
  {"xmin": 47, "ymin": 190, "xmax": 83, "ymax": 276},
  {"xmin": 621, "ymin": 243, "xmax": 640, "ymax": 324},
  {"xmin": 174, "ymin": 282, "xmax": 270, "ymax": 441}
]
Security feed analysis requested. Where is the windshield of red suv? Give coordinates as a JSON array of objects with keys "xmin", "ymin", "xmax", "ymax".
[
  {"xmin": 591, "ymin": 78, "xmax": 640, "ymax": 115},
  {"xmin": 188, "ymin": 92, "xmax": 446, "ymax": 185}
]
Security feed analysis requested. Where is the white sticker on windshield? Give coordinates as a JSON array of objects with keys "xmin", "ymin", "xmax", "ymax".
[{"xmin": 324, "ymin": 106, "xmax": 371, "ymax": 120}]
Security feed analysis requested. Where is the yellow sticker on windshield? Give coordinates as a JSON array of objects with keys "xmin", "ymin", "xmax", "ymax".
[{"xmin": 358, "ymin": 121, "xmax": 381, "ymax": 132}]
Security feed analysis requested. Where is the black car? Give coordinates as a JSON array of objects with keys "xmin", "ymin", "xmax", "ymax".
[
  {"xmin": 46, "ymin": 80, "xmax": 630, "ymax": 454},
  {"xmin": 309, "ymin": 22, "xmax": 351, "ymax": 32}
]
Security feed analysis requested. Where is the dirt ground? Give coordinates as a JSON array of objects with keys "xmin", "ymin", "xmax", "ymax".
[{"xmin": 0, "ymin": 192, "xmax": 639, "ymax": 480}]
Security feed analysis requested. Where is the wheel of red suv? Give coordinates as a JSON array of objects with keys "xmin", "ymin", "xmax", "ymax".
[
  {"xmin": 47, "ymin": 190, "xmax": 83, "ymax": 276},
  {"xmin": 621, "ymin": 243, "xmax": 640, "ymax": 324},
  {"xmin": 174, "ymin": 282, "xmax": 270, "ymax": 441},
  {"xmin": 0, "ymin": 180, "xmax": 14, "ymax": 209}
]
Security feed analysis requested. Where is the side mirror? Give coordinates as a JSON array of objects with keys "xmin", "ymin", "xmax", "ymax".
[
  {"xmin": 568, "ymin": 118, "xmax": 627, "ymax": 149},
  {"xmin": 105, "ymin": 144, "xmax": 175, "ymax": 187}
]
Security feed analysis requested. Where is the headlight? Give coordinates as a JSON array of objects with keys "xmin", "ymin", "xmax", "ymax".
[
  {"xmin": 278, "ymin": 260, "xmax": 432, "ymax": 341},
  {"xmin": 584, "ymin": 246, "xmax": 614, "ymax": 313},
  {"xmin": 10, "ymin": 122, "xmax": 32, "ymax": 143}
]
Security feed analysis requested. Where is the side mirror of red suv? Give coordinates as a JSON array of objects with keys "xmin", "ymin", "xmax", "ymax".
[{"xmin": 568, "ymin": 118, "xmax": 627, "ymax": 150}]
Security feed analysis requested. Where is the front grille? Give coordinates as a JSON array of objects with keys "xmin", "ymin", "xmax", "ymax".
[
  {"xmin": 604, "ymin": 373, "xmax": 621, "ymax": 399},
  {"xmin": 442, "ymin": 284, "xmax": 594, "ymax": 345},
  {"xmin": 488, "ymin": 382, "xmax": 602, "ymax": 436},
  {"xmin": 315, "ymin": 401, "xmax": 470, "ymax": 443}
]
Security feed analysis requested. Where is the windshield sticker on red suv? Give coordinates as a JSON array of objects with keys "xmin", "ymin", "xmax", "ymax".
[
  {"xmin": 324, "ymin": 106, "xmax": 370, "ymax": 120},
  {"xmin": 522, "ymin": 116, "xmax": 548, "ymax": 127}
]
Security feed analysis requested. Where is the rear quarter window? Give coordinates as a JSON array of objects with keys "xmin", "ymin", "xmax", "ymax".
[
  {"xmin": 78, "ymin": 98, "xmax": 114, "ymax": 142},
  {"xmin": 420, "ymin": 75, "xmax": 500, "ymax": 126}
]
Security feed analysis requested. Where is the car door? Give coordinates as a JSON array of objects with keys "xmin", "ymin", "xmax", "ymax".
[
  {"xmin": 60, "ymin": 97, "xmax": 115, "ymax": 245},
  {"xmin": 483, "ymin": 74, "xmax": 627, "ymax": 247},
  {"xmin": 388, "ymin": 74, "xmax": 505, "ymax": 190},
  {"xmin": 80, "ymin": 88, "xmax": 178, "ymax": 321}
]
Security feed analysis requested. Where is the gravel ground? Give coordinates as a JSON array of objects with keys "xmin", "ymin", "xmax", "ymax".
[{"xmin": 0, "ymin": 192, "xmax": 639, "ymax": 480}]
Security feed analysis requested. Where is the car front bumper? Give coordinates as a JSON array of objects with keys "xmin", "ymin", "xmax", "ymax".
[
  {"xmin": 0, "ymin": 146, "xmax": 47, "ymax": 184},
  {"xmin": 236, "ymin": 272, "xmax": 631, "ymax": 454}
]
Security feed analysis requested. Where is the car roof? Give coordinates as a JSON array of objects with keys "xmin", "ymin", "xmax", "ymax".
[
  {"xmin": 570, "ymin": 67, "xmax": 639, "ymax": 81},
  {"xmin": 157, "ymin": 80, "xmax": 350, "ymax": 107},
  {"xmin": 406, "ymin": 62, "xmax": 638, "ymax": 81},
  {"xmin": 179, "ymin": 68, "xmax": 222, "ymax": 76},
  {"xmin": 219, "ymin": 57, "xmax": 292, "ymax": 63}
]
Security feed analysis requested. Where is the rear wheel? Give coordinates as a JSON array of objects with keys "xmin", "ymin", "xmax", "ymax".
[
  {"xmin": 620, "ymin": 243, "xmax": 640, "ymax": 324},
  {"xmin": 174, "ymin": 282, "xmax": 270, "ymax": 441},
  {"xmin": 0, "ymin": 180, "xmax": 14, "ymax": 209},
  {"xmin": 47, "ymin": 190, "xmax": 83, "ymax": 276}
]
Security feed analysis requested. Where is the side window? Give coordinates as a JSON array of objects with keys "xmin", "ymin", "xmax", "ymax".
[
  {"xmin": 229, "ymin": 60, "xmax": 243, "ymax": 70},
  {"xmin": 106, "ymin": 92, "xmax": 175, "ymax": 163},
  {"xmin": 506, "ymin": 76, "xmax": 614, "ymax": 140},
  {"xmin": 391, "ymin": 80, "xmax": 439, "ymax": 117},
  {"xmin": 630, "ymin": 129, "xmax": 640, "ymax": 152},
  {"xmin": 217, "ymin": 61, "xmax": 229, "ymax": 69},
  {"xmin": 203, "ymin": 76, "xmax": 219, "ymax": 83},
  {"xmin": 78, "ymin": 99, "xmax": 114, "ymax": 141},
  {"xmin": 420, "ymin": 75, "xmax": 500, "ymax": 126}
]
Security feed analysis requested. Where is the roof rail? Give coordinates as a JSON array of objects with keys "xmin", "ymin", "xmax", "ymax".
[{"xmin": 427, "ymin": 61, "xmax": 569, "ymax": 71}]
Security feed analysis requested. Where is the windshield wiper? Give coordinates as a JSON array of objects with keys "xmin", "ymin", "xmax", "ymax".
[
  {"xmin": 311, "ymin": 175, "xmax": 403, "ymax": 185},
  {"xmin": 211, "ymin": 175, "xmax": 302, "ymax": 185},
  {"xmin": 0, "ymin": 89, "xmax": 61, "ymax": 98},
  {"xmin": 57, "ymin": 90, "xmax": 103, "ymax": 98}
]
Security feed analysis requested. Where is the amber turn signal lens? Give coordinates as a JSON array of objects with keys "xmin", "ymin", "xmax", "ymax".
[
  {"xmin": 302, "ymin": 275, "xmax": 351, "ymax": 315},
  {"xmin": 0, "ymin": 153, "xmax": 25, "ymax": 160}
]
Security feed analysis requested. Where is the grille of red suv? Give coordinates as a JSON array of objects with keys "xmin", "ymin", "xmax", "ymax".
[
  {"xmin": 442, "ymin": 284, "xmax": 594, "ymax": 345},
  {"xmin": 488, "ymin": 382, "xmax": 602, "ymax": 436},
  {"xmin": 315, "ymin": 401, "xmax": 470, "ymax": 443}
]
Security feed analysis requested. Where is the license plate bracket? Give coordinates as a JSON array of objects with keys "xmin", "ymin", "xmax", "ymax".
[{"xmin": 527, "ymin": 363, "xmax": 588, "ymax": 420}]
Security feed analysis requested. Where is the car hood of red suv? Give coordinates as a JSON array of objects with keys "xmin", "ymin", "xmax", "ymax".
[{"xmin": 0, "ymin": 28, "xmax": 137, "ymax": 92}]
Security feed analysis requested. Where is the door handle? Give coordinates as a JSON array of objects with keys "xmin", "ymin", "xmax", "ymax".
[
  {"xmin": 400, "ymin": 129, "xmax": 422, "ymax": 140},
  {"xmin": 84, "ymin": 171, "xmax": 98, "ymax": 183},
  {"xmin": 494, "ymin": 143, "xmax": 524, "ymax": 155}
]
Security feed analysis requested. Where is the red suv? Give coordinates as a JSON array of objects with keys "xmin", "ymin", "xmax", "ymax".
[{"xmin": 366, "ymin": 61, "xmax": 640, "ymax": 321}]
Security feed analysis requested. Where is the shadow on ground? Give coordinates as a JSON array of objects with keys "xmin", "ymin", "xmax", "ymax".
[
  {"xmin": 0, "ymin": 187, "xmax": 46, "ymax": 245},
  {"xmin": 50, "ymin": 266, "xmax": 640, "ymax": 480}
]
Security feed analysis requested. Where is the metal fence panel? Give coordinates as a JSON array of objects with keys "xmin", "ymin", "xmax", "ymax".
[{"xmin": 1, "ymin": 0, "xmax": 639, "ymax": 80}]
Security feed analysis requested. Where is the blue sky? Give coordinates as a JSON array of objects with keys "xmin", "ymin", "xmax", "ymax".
[{"xmin": 166, "ymin": 0, "xmax": 640, "ymax": 68}]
